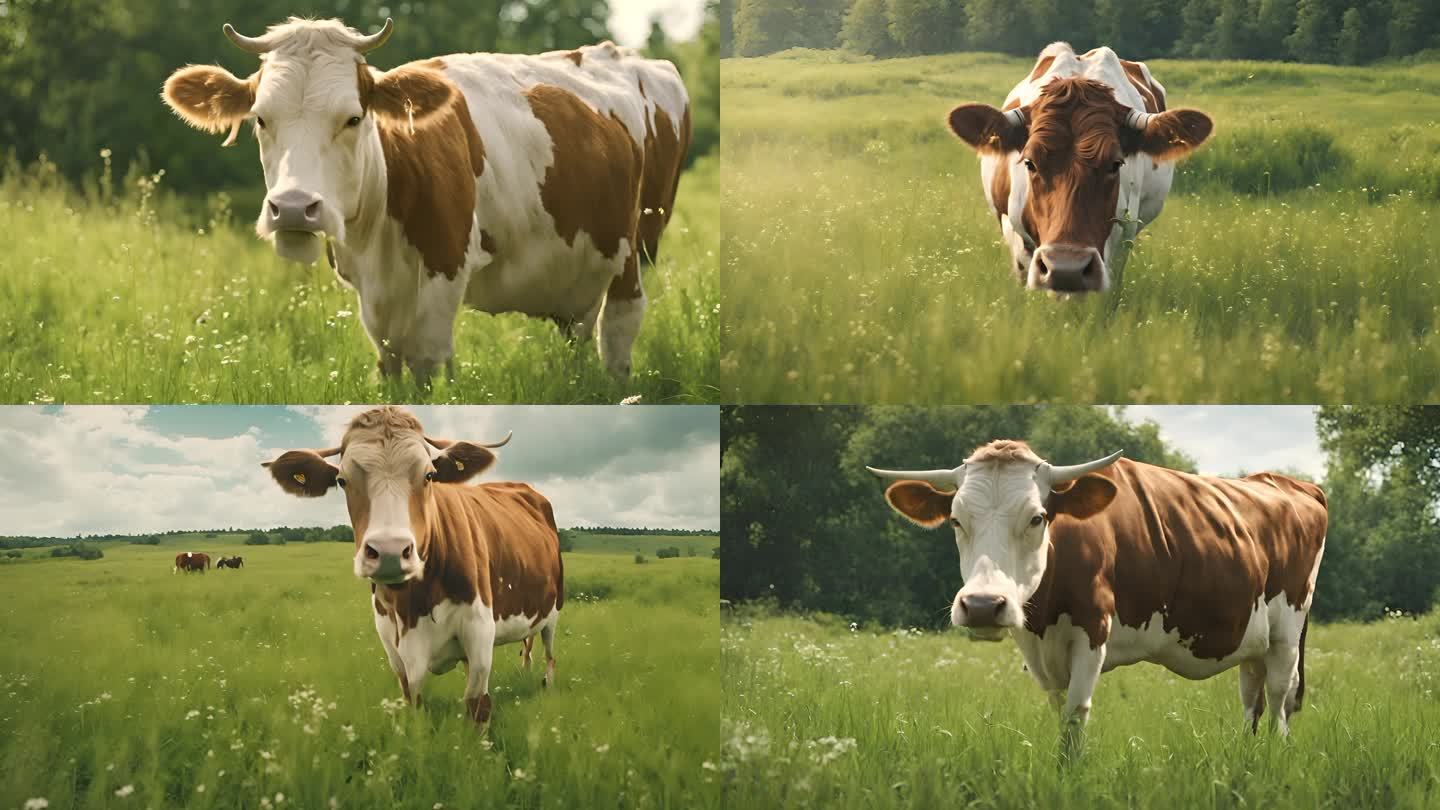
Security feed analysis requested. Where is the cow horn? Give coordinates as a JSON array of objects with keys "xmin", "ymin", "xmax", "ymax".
[
  {"xmin": 1123, "ymin": 108, "xmax": 1154, "ymax": 130},
  {"xmin": 351, "ymin": 18, "xmax": 394, "ymax": 53},
  {"xmin": 1003, "ymin": 107, "xmax": 1027, "ymax": 127},
  {"xmin": 478, "ymin": 431, "xmax": 513, "ymax": 449},
  {"xmin": 865, "ymin": 464, "xmax": 966, "ymax": 491},
  {"xmin": 1039, "ymin": 450, "xmax": 1123, "ymax": 489},
  {"xmin": 223, "ymin": 23, "xmax": 271, "ymax": 54}
]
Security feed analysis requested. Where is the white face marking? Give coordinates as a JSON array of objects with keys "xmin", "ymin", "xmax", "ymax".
[
  {"xmin": 948, "ymin": 461, "xmax": 1049, "ymax": 631},
  {"xmin": 340, "ymin": 434, "xmax": 435, "ymax": 583},
  {"xmin": 251, "ymin": 49, "xmax": 375, "ymax": 245}
]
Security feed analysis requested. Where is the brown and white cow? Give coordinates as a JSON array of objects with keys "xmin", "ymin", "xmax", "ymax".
[
  {"xmin": 162, "ymin": 18, "xmax": 690, "ymax": 380},
  {"xmin": 263, "ymin": 406, "xmax": 563, "ymax": 729},
  {"xmin": 173, "ymin": 551, "xmax": 211, "ymax": 573},
  {"xmin": 868, "ymin": 440, "xmax": 1326, "ymax": 750},
  {"xmin": 947, "ymin": 43, "xmax": 1213, "ymax": 292}
]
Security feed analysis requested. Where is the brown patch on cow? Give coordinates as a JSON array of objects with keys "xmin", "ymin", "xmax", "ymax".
[
  {"xmin": 637, "ymin": 103, "xmax": 691, "ymax": 266},
  {"xmin": 565, "ymin": 50, "xmax": 583, "ymax": 66},
  {"xmin": 466, "ymin": 693, "xmax": 492, "ymax": 725},
  {"xmin": 358, "ymin": 61, "xmax": 487, "ymax": 279},
  {"xmin": 1029, "ymin": 54, "xmax": 1056, "ymax": 82},
  {"xmin": 1001, "ymin": 98, "xmax": 1021, "ymax": 112},
  {"xmin": 1120, "ymin": 60, "xmax": 1165, "ymax": 112},
  {"xmin": 480, "ymin": 229, "xmax": 497, "ymax": 256},
  {"xmin": 525, "ymin": 84, "xmax": 642, "ymax": 260},
  {"xmin": 1024, "ymin": 458, "xmax": 1327, "ymax": 658},
  {"xmin": 162, "ymin": 64, "xmax": 259, "ymax": 136}
]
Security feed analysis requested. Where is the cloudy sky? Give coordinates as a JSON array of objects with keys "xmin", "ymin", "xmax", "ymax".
[
  {"xmin": 1122, "ymin": 405, "xmax": 1324, "ymax": 479},
  {"xmin": 609, "ymin": 0, "xmax": 706, "ymax": 47},
  {"xmin": 0, "ymin": 406, "xmax": 718, "ymax": 538}
]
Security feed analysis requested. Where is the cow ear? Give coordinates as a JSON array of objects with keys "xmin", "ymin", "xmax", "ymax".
[
  {"xmin": 263, "ymin": 450, "xmax": 339, "ymax": 497},
  {"xmin": 884, "ymin": 481, "xmax": 954, "ymax": 529},
  {"xmin": 364, "ymin": 66, "xmax": 458, "ymax": 130},
  {"xmin": 947, "ymin": 103, "xmax": 1027, "ymax": 155},
  {"xmin": 1128, "ymin": 108, "xmax": 1213, "ymax": 161},
  {"xmin": 163, "ymin": 64, "xmax": 254, "ymax": 136},
  {"xmin": 1048, "ymin": 473, "xmax": 1117, "ymax": 521},
  {"xmin": 430, "ymin": 442, "xmax": 496, "ymax": 484}
]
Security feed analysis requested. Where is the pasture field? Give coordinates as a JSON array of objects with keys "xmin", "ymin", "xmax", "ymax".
[
  {"xmin": 720, "ymin": 610, "xmax": 1440, "ymax": 809},
  {"xmin": 0, "ymin": 155, "xmax": 719, "ymax": 405},
  {"xmin": 721, "ymin": 52, "xmax": 1440, "ymax": 402},
  {"xmin": 0, "ymin": 534, "xmax": 720, "ymax": 810},
  {"xmin": 567, "ymin": 533, "xmax": 720, "ymax": 556}
]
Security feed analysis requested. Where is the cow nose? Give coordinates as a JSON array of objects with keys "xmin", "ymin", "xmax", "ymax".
[
  {"xmin": 960, "ymin": 594, "xmax": 1008, "ymax": 626},
  {"xmin": 361, "ymin": 534, "xmax": 416, "ymax": 580},
  {"xmin": 1033, "ymin": 245, "xmax": 1104, "ymax": 292},
  {"xmin": 264, "ymin": 188, "xmax": 325, "ymax": 232}
]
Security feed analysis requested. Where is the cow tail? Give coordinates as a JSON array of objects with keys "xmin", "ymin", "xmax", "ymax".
[
  {"xmin": 541, "ymin": 498, "xmax": 564, "ymax": 611},
  {"xmin": 1294, "ymin": 614, "xmax": 1309, "ymax": 713}
]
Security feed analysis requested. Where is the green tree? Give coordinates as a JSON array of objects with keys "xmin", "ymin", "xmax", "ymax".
[
  {"xmin": 1287, "ymin": 0, "xmax": 1344, "ymax": 61},
  {"xmin": 841, "ymin": 0, "xmax": 899, "ymax": 55},
  {"xmin": 887, "ymin": 0, "xmax": 960, "ymax": 54},
  {"xmin": 962, "ymin": 0, "xmax": 1028, "ymax": 52}
]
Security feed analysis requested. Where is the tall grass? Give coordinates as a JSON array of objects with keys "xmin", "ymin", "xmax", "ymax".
[
  {"xmin": 0, "ymin": 537, "xmax": 720, "ymax": 809},
  {"xmin": 0, "ymin": 153, "xmax": 719, "ymax": 404},
  {"xmin": 721, "ymin": 610, "xmax": 1440, "ymax": 809},
  {"xmin": 721, "ymin": 52, "xmax": 1440, "ymax": 402}
]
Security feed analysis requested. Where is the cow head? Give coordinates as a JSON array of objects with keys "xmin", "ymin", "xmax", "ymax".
[
  {"xmin": 868, "ymin": 441, "xmax": 1121, "ymax": 639},
  {"xmin": 162, "ymin": 18, "xmax": 457, "ymax": 264},
  {"xmin": 262, "ymin": 406, "xmax": 511, "ymax": 586},
  {"xmin": 948, "ymin": 78, "xmax": 1212, "ymax": 293}
]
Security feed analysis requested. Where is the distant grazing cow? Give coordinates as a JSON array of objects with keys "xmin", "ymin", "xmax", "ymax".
[
  {"xmin": 263, "ymin": 406, "xmax": 564, "ymax": 729},
  {"xmin": 173, "ymin": 552, "xmax": 211, "ymax": 573},
  {"xmin": 217, "ymin": 556, "xmax": 244, "ymax": 569},
  {"xmin": 868, "ymin": 440, "xmax": 1326, "ymax": 752},
  {"xmin": 946, "ymin": 42, "xmax": 1213, "ymax": 292},
  {"xmin": 161, "ymin": 17, "xmax": 691, "ymax": 381}
]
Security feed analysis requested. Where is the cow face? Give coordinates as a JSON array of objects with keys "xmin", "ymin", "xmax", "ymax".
[
  {"xmin": 870, "ymin": 444, "xmax": 1121, "ymax": 639},
  {"xmin": 948, "ymin": 78, "xmax": 1212, "ymax": 293},
  {"xmin": 162, "ymin": 18, "xmax": 457, "ymax": 265},
  {"xmin": 262, "ymin": 407, "xmax": 508, "ymax": 586}
]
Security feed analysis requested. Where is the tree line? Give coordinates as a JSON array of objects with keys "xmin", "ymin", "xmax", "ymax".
[
  {"xmin": 721, "ymin": 405, "xmax": 1440, "ymax": 626},
  {"xmin": 0, "ymin": 0, "xmax": 720, "ymax": 200},
  {"xmin": 723, "ymin": 0, "xmax": 1440, "ymax": 63}
]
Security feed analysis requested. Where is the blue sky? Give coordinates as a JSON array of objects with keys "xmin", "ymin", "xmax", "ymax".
[
  {"xmin": 0, "ymin": 406, "xmax": 718, "ymax": 537},
  {"xmin": 1122, "ymin": 405, "xmax": 1324, "ymax": 478},
  {"xmin": 609, "ymin": 0, "xmax": 705, "ymax": 47}
]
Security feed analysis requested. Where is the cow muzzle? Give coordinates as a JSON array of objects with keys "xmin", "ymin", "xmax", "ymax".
[
  {"xmin": 357, "ymin": 533, "xmax": 422, "ymax": 584},
  {"xmin": 1028, "ymin": 245, "xmax": 1106, "ymax": 293},
  {"xmin": 261, "ymin": 188, "xmax": 329, "ymax": 264},
  {"xmin": 952, "ymin": 591, "xmax": 1018, "ymax": 640}
]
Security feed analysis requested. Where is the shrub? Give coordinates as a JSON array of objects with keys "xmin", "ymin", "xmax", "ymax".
[
  {"xmin": 50, "ymin": 543, "xmax": 103, "ymax": 560},
  {"xmin": 4, "ymin": 550, "xmax": 22, "ymax": 558},
  {"xmin": 245, "ymin": 533, "xmax": 270, "ymax": 546},
  {"xmin": 129, "ymin": 535, "xmax": 161, "ymax": 545},
  {"xmin": 1179, "ymin": 126, "xmax": 1351, "ymax": 195},
  {"xmin": 634, "ymin": 553, "xmax": 648, "ymax": 565}
]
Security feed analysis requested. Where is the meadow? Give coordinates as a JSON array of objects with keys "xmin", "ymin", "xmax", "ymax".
[
  {"xmin": 721, "ymin": 51, "xmax": 1440, "ymax": 402},
  {"xmin": 721, "ymin": 609, "xmax": 1440, "ymax": 809},
  {"xmin": 0, "ymin": 154, "xmax": 719, "ymax": 405},
  {"xmin": 0, "ymin": 533, "xmax": 720, "ymax": 810}
]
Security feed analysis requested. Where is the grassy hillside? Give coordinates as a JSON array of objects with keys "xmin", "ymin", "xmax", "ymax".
[
  {"xmin": 0, "ymin": 155, "xmax": 719, "ymax": 405},
  {"xmin": 0, "ymin": 541, "xmax": 720, "ymax": 809},
  {"xmin": 721, "ymin": 609, "xmax": 1440, "ymax": 808},
  {"xmin": 721, "ymin": 52, "xmax": 1440, "ymax": 402}
]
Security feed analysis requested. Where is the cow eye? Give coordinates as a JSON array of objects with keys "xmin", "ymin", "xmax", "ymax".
[
  {"xmin": 1029, "ymin": 514, "xmax": 1045, "ymax": 527},
  {"xmin": 949, "ymin": 517, "xmax": 961, "ymax": 528},
  {"xmin": 1022, "ymin": 158, "xmax": 1037, "ymax": 173},
  {"xmin": 1109, "ymin": 159, "xmax": 1124, "ymax": 174},
  {"xmin": 345, "ymin": 115, "xmax": 362, "ymax": 128},
  {"xmin": 336, "ymin": 476, "xmax": 346, "ymax": 489},
  {"xmin": 255, "ymin": 116, "xmax": 266, "ymax": 129},
  {"xmin": 425, "ymin": 470, "xmax": 437, "ymax": 482}
]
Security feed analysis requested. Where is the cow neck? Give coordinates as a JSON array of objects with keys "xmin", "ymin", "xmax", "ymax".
[
  {"xmin": 341, "ymin": 122, "xmax": 389, "ymax": 256},
  {"xmin": 372, "ymin": 486, "xmax": 481, "ymax": 630}
]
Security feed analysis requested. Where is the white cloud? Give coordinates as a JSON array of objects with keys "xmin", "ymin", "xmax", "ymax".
[
  {"xmin": 0, "ymin": 406, "xmax": 717, "ymax": 537},
  {"xmin": 1121, "ymin": 405, "xmax": 1325, "ymax": 479}
]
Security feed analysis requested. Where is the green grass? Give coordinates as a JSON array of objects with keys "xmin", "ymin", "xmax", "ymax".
[
  {"xmin": 0, "ymin": 538, "xmax": 720, "ymax": 810},
  {"xmin": 0, "ymin": 154, "xmax": 719, "ymax": 405},
  {"xmin": 566, "ymin": 533, "xmax": 719, "ymax": 556},
  {"xmin": 721, "ymin": 609, "xmax": 1440, "ymax": 809},
  {"xmin": 721, "ymin": 52, "xmax": 1440, "ymax": 402}
]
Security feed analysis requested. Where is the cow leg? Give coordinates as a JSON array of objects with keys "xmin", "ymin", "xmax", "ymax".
[
  {"xmin": 359, "ymin": 293, "xmax": 406, "ymax": 380},
  {"xmin": 597, "ymin": 252, "xmax": 645, "ymax": 379},
  {"xmin": 1060, "ymin": 640, "xmax": 1106, "ymax": 762},
  {"xmin": 1238, "ymin": 659, "xmax": 1267, "ymax": 734},
  {"xmin": 1264, "ymin": 641, "xmax": 1301, "ymax": 736},
  {"xmin": 521, "ymin": 636, "xmax": 534, "ymax": 670},
  {"xmin": 540, "ymin": 620, "xmax": 558, "ymax": 688},
  {"xmin": 407, "ymin": 267, "xmax": 470, "ymax": 385},
  {"xmin": 459, "ymin": 611, "xmax": 497, "ymax": 731}
]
